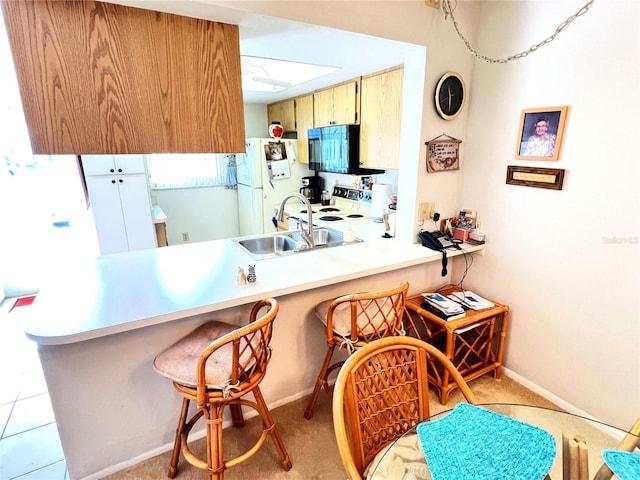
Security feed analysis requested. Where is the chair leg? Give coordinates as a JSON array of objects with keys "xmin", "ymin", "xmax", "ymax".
[
  {"xmin": 206, "ymin": 403, "xmax": 225, "ymax": 480},
  {"xmin": 168, "ymin": 397, "xmax": 190, "ymax": 479},
  {"xmin": 304, "ymin": 344, "xmax": 336, "ymax": 419},
  {"xmin": 253, "ymin": 386, "xmax": 293, "ymax": 471},
  {"xmin": 229, "ymin": 403, "xmax": 245, "ymax": 427}
]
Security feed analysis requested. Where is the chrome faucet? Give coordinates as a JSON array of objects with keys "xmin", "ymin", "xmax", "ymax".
[{"xmin": 274, "ymin": 192, "xmax": 315, "ymax": 248}]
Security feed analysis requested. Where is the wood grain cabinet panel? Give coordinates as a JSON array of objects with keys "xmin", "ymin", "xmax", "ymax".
[
  {"xmin": 267, "ymin": 100, "xmax": 296, "ymax": 132},
  {"xmin": 0, "ymin": 0, "xmax": 245, "ymax": 155},
  {"xmin": 294, "ymin": 94, "xmax": 314, "ymax": 164},
  {"xmin": 313, "ymin": 79, "xmax": 359, "ymax": 127},
  {"xmin": 359, "ymin": 67, "xmax": 403, "ymax": 169}
]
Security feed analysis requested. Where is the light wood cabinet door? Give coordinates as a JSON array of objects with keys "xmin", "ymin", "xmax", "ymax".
[
  {"xmin": 1, "ymin": 0, "xmax": 245, "ymax": 155},
  {"xmin": 313, "ymin": 80, "xmax": 359, "ymax": 127},
  {"xmin": 294, "ymin": 95, "xmax": 314, "ymax": 164},
  {"xmin": 267, "ymin": 100, "xmax": 296, "ymax": 132},
  {"xmin": 331, "ymin": 81, "xmax": 359, "ymax": 125},
  {"xmin": 359, "ymin": 67, "xmax": 403, "ymax": 169}
]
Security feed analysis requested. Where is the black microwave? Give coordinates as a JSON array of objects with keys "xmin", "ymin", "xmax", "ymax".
[{"xmin": 308, "ymin": 124, "xmax": 385, "ymax": 175}]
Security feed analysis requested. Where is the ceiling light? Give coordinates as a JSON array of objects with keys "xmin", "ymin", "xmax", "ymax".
[{"xmin": 241, "ymin": 55, "xmax": 338, "ymax": 93}]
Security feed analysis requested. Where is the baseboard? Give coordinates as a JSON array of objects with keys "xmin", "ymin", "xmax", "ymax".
[{"xmin": 502, "ymin": 367, "xmax": 597, "ymax": 420}]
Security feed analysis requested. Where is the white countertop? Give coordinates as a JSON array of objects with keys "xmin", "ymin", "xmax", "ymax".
[{"xmin": 24, "ymin": 221, "xmax": 484, "ymax": 345}]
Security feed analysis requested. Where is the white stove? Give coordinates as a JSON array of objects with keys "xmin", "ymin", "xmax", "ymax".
[{"xmin": 287, "ymin": 186, "xmax": 373, "ymax": 228}]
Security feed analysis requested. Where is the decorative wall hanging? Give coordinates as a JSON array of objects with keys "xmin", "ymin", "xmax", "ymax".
[
  {"xmin": 506, "ymin": 166, "xmax": 565, "ymax": 190},
  {"xmin": 425, "ymin": 134, "xmax": 462, "ymax": 172},
  {"xmin": 515, "ymin": 106, "xmax": 568, "ymax": 161}
]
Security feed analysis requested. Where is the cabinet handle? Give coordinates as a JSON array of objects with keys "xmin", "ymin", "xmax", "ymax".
[
  {"xmin": 117, "ymin": 168, "xmax": 123, "ymax": 173},
  {"xmin": 118, "ymin": 179, "xmax": 123, "ymax": 183},
  {"xmin": 111, "ymin": 179, "xmax": 116, "ymax": 184},
  {"xmin": 110, "ymin": 168, "xmax": 115, "ymax": 173}
]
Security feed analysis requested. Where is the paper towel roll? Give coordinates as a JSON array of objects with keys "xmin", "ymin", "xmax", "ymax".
[{"xmin": 371, "ymin": 184, "xmax": 392, "ymax": 221}]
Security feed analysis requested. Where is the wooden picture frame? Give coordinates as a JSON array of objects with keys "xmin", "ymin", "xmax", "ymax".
[
  {"xmin": 515, "ymin": 106, "xmax": 568, "ymax": 161},
  {"xmin": 425, "ymin": 135, "xmax": 461, "ymax": 173},
  {"xmin": 506, "ymin": 166, "xmax": 565, "ymax": 190}
]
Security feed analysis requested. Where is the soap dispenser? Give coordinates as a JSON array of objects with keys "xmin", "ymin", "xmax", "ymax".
[{"xmin": 344, "ymin": 223, "xmax": 356, "ymax": 243}]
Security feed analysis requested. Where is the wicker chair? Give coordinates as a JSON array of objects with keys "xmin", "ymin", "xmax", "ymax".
[
  {"xmin": 153, "ymin": 298, "xmax": 292, "ymax": 479},
  {"xmin": 304, "ymin": 282, "xmax": 410, "ymax": 419},
  {"xmin": 593, "ymin": 417, "xmax": 640, "ymax": 480},
  {"xmin": 332, "ymin": 336, "xmax": 477, "ymax": 480}
]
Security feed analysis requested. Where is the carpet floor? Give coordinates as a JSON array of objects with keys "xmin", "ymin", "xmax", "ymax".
[{"xmin": 103, "ymin": 375, "xmax": 558, "ymax": 480}]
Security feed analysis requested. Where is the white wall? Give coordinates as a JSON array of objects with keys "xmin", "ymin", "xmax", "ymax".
[{"xmin": 457, "ymin": 1, "xmax": 640, "ymax": 428}]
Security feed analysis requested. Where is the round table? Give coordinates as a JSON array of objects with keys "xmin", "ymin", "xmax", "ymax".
[{"xmin": 366, "ymin": 403, "xmax": 639, "ymax": 480}]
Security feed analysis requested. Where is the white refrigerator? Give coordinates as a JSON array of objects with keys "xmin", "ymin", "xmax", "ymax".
[{"xmin": 237, "ymin": 138, "xmax": 315, "ymax": 236}]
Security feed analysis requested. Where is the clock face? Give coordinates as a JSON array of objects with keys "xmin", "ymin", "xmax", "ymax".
[{"xmin": 435, "ymin": 72, "xmax": 465, "ymax": 120}]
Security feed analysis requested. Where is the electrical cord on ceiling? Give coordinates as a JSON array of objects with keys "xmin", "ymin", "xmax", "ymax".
[{"xmin": 441, "ymin": 0, "xmax": 596, "ymax": 64}]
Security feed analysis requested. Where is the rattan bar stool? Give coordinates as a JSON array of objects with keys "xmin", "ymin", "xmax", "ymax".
[
  {"xmin": 153, "ymin": 298, "xmax": 292, "ymax": 479},
  {"xmin": 303, "ymin": 281, "xmax": 409, "ymax": 419}
]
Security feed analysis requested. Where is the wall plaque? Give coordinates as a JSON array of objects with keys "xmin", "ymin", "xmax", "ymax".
[{"xmin": 425, "ymin": 134, "xmax": 462, "ymax": 172}]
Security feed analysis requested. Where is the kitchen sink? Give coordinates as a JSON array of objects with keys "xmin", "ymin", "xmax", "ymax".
[{"xmin": 232, "ymin": 228, "xmax": 361, "ymax": 259}]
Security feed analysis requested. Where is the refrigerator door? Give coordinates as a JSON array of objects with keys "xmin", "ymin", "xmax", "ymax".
[{"xmin": 238, "ymin": 184, "xmax": 265, "ymax": 236}]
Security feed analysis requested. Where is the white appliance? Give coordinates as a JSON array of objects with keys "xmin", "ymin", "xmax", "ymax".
[
  {"xmin": 286, "ymin": 186, "xmax": 374, "ymax": 229},
  {"xmin": 237, "ymin": 138, "xmax": 315, "ymax": 236}
]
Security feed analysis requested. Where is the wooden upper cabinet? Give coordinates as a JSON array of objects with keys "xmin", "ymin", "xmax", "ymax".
[
  {"xmin": 0, "ymin": 0, "xmax": 245, "ymax": 155},
  {"xmin": 359, "ymin": 67, "xmax": 403, "ymax": 169},
  {"xmin": 313, "ymin": 79, "xmax": 359, "ymax": 127},
  {"xmin": 267, "ymin": 100, "xmax": 296, "ymax": 132},
  {"xmin": 294, "ymin": 94, "xmax": 314, "ymax": 164}
]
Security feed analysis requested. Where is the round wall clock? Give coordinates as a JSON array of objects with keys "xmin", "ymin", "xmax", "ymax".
[{"xmin": 434, "ymin": 72, "xmax": 466, "ymax": 120}]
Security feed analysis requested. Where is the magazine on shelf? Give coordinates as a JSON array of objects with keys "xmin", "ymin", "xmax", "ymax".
[
  {"xmin": 448, "ymin": 291, "xmax": 494, "ymax": 310},
  {"xmin": 421, "ymin": 292, "xmax": 465, "ymax": 316},
  {"xmin": 420, "ymin": 301, "xmax": 466, "ymax": 321}
]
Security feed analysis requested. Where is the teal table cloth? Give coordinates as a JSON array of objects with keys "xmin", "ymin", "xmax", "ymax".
[{"xmin": 417, "ymin": 403, "xmax": 555, "ymax": 480}]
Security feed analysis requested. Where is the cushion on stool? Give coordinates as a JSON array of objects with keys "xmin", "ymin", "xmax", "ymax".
[
  {"xmin": 315, "ymin": 298, "xmax": 395, "ymax": 337},
  {"xmin": 153, "ymin": 321, "xmax": 251, "ymax": 389}
]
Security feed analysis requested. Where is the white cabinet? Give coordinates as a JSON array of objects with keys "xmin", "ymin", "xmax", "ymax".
[{"xmin": 82, "ymin": 155, "xmax": 156, "ymax": 254}]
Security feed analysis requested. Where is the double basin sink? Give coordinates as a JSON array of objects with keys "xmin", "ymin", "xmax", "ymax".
[{"xmin": 233, "ymin": 227, "xmax": 362, "ymax": 260}]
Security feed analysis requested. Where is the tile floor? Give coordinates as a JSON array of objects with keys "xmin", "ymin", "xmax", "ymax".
[{"xmin": 0, "ymin": 297, "xmax": 69, "ymax": 480}]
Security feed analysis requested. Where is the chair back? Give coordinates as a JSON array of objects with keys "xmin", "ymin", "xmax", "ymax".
[
  {"xmin": 326, "ymin": 281, "xmax": 408, "ymax": 344},
  {"xmin": 196, "ymin": 298, "xmax": 278, "ymax": 407},
  {"xmin": 332, "ymin": 336, "xmax": 477, "ymax": 480}
]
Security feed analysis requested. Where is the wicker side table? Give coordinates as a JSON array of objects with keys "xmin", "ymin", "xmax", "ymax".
[{"xmin": 404, "ymin": 284, "xmax": 509, "ymax": 404}]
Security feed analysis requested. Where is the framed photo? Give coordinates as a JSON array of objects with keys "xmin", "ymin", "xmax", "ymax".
[
  {"xmin": 515, "ymin": 106, "xmax": 568, "ymax": 161},
  {"xmin": 506, "ymin": 165, "xmax": 565, "ymax": 190}
]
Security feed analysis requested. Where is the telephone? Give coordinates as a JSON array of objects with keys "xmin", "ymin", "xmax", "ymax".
[
  {"xmin": 418, "ymin": 230, "xmax": 453, "ymax": 250},
  {"xmin": 418, "ymin": 230, "xmax": 453, "ymax": 277}
]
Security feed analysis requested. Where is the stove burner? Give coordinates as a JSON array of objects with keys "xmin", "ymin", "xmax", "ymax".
[
  {"xmin": 300, "ymin": 209, "xmax": 316, "ymax": 214},
  {"xmin": 319, "ymin": 216, "xmax": 342, "ymax": 222},
  {"xmin": 320, "ymin": 207, "xmax": 339, "ymax": 213},
  {"xmin": 346, "ymin": 214, "xmax": 364, "ymax": 218}
]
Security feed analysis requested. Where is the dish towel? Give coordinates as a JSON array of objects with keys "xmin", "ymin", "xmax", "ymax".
[
  {"xmin": 602, "ymin": 450, "xmax": 640, "ymax": 480},
  {"xmin": 417, "ymin": 403, "xmax": 555, "ymax": 480},
  {"xmin": 225, "ymin": 154, "xmax": 238, "ymax": 189}
]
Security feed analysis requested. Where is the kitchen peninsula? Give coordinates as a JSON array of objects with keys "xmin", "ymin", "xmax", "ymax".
[{"xmin": 24, "ymin": 225, "xmax": 484, "ymax": 479}]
